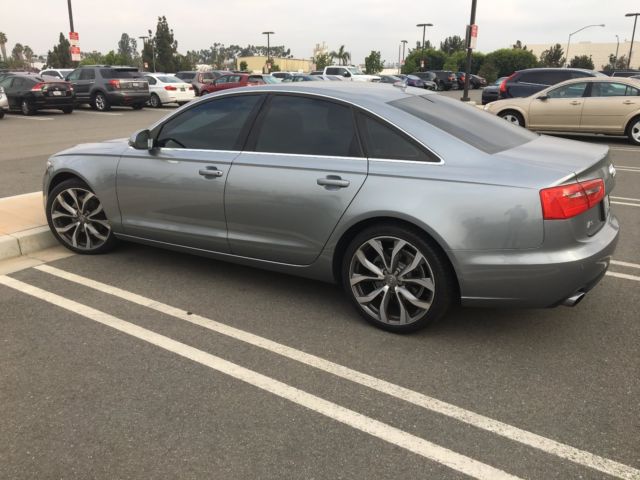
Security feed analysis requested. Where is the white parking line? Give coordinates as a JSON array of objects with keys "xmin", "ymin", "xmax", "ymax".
[
  {"xmin": 32, "ymin": 264, "xmax": 640, "ymax": 480},
  {"xmin": 607, "ymin": 271, "xmax": 640, "ymax": 282},
  {"xmin": 611, "ymin": 196, "xmax": 640, "ymax": 202},
  {"xmin": 8, "ymin": 115, "xmax": 53, "ymax": 121},
  {"xmin": 74, "ymin": 111, "xmax": 124, "ymax": 116},
  {"xmin": 609, "ymin": 147, "xmax": 640, "ymax": 153},
  {"xmin": 611, "ymin": 260, "xmax": 640, "ymax": 269},
  {"xmin": 0, "ymin": 274, "xmax": 521, "ymax": 480},
  {"xmin": 611, "ymin": 201, "xmax": 640, "ymax": 207},
  {"xmin": 615, "ymin": 166, "xmax": 640, "ymax": 173}
]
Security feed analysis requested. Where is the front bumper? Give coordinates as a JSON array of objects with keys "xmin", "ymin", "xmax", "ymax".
[{"xmin": 456, "ymin": 213, "xmax": 620, "ymax": 308}]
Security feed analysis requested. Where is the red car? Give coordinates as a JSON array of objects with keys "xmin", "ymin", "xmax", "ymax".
[{"xmin": 200, "ymin": 74, "xmax": 275, "ymax": 94}]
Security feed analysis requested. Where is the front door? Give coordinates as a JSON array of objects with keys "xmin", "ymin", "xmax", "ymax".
[
  {"xmin": 225, "ymin": 94, "xmax": 367, "ymax": 265},
  {"xmin": 116, "ymin": 94, "xmax": 264, "ymax": 253},
  {"xmin": 580, "ymin": 81, "xmax": 640, "ymax": 133},
  {"xmin": 528, "ymin": 82, "xmax": 588, "ymax": 131}
]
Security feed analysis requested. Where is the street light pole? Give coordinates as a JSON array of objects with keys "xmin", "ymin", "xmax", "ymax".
[
  {"xmin": 66, "ymin": 0, "xmax": 75, "ymax": 32},
  {"xmin": 401, "ymin": 39, "xmax": 408, "ymax": 72},
  {"xmin": 416, "ymin": 23, "xmax": 433, "ymax": 71},
  {"xmin": 262, "ymin": 31, "xmax": 274, "ymax": 71},
  {"xmin": 565, "ymin": 24, "xmax": 605, "ymax": 67},
  {"xmin": 398, "ymin": 43, "xmax": 401, "ymax": 74},
  {"xmin": 138, "ymin": 36, "xmax": 148, "ymax": 71},
  {"xmin": 626, "ymin": 13, "xmax": 640, "ymax": 69},
  {"xmin": 461, "ymin": 0, "xmax": 477, "ymax": 102},
  {"xmin": 615, "ymin": 34, "xmax": 620, "ymax": 66}
]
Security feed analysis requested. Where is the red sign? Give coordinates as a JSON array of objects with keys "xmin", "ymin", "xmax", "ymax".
[
  {"xmin": 69, "ymin": 31, "xmax": 79, "ymax": 41},
  {"xmin": 70, "ymin": 46, "xmax": 81, "ymax": 62},
  {"xmin": 469, "ymin": 24, "xmax": 478, "ymax": 50}
]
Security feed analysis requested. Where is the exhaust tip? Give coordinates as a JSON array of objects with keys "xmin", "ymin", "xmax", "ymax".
[{"xmin": 562, "ymin": 292, "xmax": 585, "ymax": 307}]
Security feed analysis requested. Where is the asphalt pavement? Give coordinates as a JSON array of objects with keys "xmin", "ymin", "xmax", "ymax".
[{"xmin": 1, "ymin": 90, "xmax": 639, "ymax": 479}]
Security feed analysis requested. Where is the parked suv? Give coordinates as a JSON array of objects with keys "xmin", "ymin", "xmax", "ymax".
[
  {"xmin": 175, "ymin": 71, "xmax": 229, "ymax": 95},
  {"xmin": 66, "ymin": 66, "xmax": 149, "ymax": 111},
  {"xmin": 498, "ymin": 68, "xmax": 604, "ymax": 99},
  {"xmin": 416, "ymin": 70, "xmax": 457, "ymax": 90}
]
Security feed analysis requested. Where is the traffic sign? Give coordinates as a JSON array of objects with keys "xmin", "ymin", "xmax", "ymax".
[
  {"xmin": 69, "ymin": 32, "xmax": 79, "ymax": 46},
  {"xmin": 70, "ymin": 46, "xmax": 81, "ymax": 62},
  {"xmin": 468, "ymin": 24, "xmax": 478, "ymax": 50}
]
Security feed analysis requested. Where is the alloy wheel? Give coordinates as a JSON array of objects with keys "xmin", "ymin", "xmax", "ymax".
[
  {"xmin": 50, "ymin": 187, "xmax": 111, "ymax": 251},
  {"xmin": 631, "ymin": 119, "xmax": 640, "ymax": 144},
  {"xmin": 349, "ymin": 236, "xmax": 435, "ymax": 325},
  {"xmin": 150, "ymin": 94, "xmax": 161, "ymax": 108},
  {"xmin": 502, "ymin": 113, "xmax": 521, "ymax": 126},
  {"xmin": 95, "ymin": 94, "xmax": 106, "ymax": 111}
]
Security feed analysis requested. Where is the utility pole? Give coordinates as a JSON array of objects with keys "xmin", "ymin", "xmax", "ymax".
[
  {"xmin": 66, "ymin": 0, "xmax": 74, "ymax": 32},
  {"xmin": 461, "ymin": 0, "xmax": 477, "ymax": 102},
  {"xmin": 626, "ymin": 13, "xmax": 640, "ymax": 69},
  {"xmin": 401, "ymin": 39, "xmax": 408, "ymax": 66},
  {"xmin": 262, "ymin": 31, "xmax": 274, "ymax": 71},
  {"xmin": 397, "ymin": 43, "xmax": 401, "ymax": 75},
  {"xmin": 416, "ymin": 23, "xmax": 433, "ymax": 71},
  {"xmin": 615, "ymin": 35, "xmax": 620, "ymax": 67}
]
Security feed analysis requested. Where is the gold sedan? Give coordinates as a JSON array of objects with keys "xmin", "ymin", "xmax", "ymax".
[{"xmin": 484, "ymin": 77, "xmax": 640, "ymax": 145}]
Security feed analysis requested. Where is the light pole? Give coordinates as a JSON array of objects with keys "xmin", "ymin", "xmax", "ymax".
[
  {"xmin": 66, "ymin": 0, "xmax": 74, "ymax": 33},
  {"xmin": 626, "ymin": 13, "xmax": 640, "ymax": 69},
  {"xmin": 565, "ymin": 24, "xmax": 605, "ymax": 67},
  {"xmin": 416, "ymin": 23, "xmax": 433, "ymax": 72},
  {"xmin": 262, "ymin": 31, "xmax": 274, "ymax": 71},
  {"xmin": 397, "ymin": 43, "xmax": 401, "ymax": 74},
  {"xmin": 615, "ymin": 34, "xmax": 620, "ymax": 67},
  {"xmin": 461, "ymin": 0, "xmax": 477, "ymax": 102},
  {"xmin": 400, "ymin": 39, "xmax": 408, "ymax": 74}
]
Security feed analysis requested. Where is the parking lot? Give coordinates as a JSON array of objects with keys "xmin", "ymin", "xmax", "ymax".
[{"xmin": 1, "ymin": 91, "xmax": 639, "ymax": 479}]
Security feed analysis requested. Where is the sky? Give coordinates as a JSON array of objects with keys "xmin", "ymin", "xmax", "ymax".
[{"xmin": 1, "ymin": 0, "xmax": 639, "ymax": 64}]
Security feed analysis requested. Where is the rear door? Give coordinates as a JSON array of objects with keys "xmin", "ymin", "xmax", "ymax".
[
  {"xmin": 75, "ymin": 69, "xmax": 95, "ymax": 101},
  {"xmin": 116, "ymin": 94, "xmax": 264, "ymax": 252},
  {"xmin": 580, "ymin": 81, "xmax": 640, "ymax": 133},
  {"xmin": 225, "ymin": 94, "xmax": 367, "ymax": 265},
  {"xmin": 528, "ymin": 82, "xmax": 588, "ymax": 130}
]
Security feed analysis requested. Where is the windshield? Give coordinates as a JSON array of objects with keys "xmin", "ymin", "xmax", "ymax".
[
  {"xmin": 390, "ymin": 95, "xmax": 538, "ymax": 154},
  {"xmin": 347, "ymin": 67, "xmax": 363, "ymax": 75}
]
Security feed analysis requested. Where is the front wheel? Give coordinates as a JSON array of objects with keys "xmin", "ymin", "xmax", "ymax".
[
  {"xmin": 341, "ymin": 225, "xmax": 456, "ymax": 333},
  {"xmin": 498, "ymin": 110, "xmax": 525, "ymax": 127},
  {"xmin": 627, "ymin": 116, "xmax": 640, "ymax": 146},
  {"xmin": 132, "ymin": 104, "xmax": 144, "ymax": 110},
  {"xmin": 21, "ymin": 99, "xmax": 36, "ymax": 116},
  {"xmin": 93, "ymin": 92, "xmax": 111, "ymax": 111},
  {"xmin": 46, "ymin": 179, "xmax": 117, "ymax": 254}
]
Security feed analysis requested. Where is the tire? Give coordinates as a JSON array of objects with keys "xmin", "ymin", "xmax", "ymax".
[
  {"xmin": 200, "ymin": 90, "xmax": 208, "ymax": 96},
  {"xmin": 177, "ymin": 102, "xmax": 189, "ymax": 106},
  {"xmin": 436, "ymin": 81, "xmax": 444, "ymax": 92},
  {"xmin": 132, "ymin": 104, "xmax": 144, "ymax": 110},
  {"xmin": 341, "ymin": 224, "xmax": 456, "ymax": 333},
  {"xmin": 92, "ymin": 92, "xmax": 110, "ymax": 111},
  {"xmin": 62, "ymin": 107, "xmax": 73, "ymax": 114},
  {"xmin": 498, "ymin": 110, "xmax": 525, "ymax": 127},
  {"xmin": 21, "ymin": 99, "xmax": 36, "ymax": 116},
  {"xmin": 0, "ymin": 110, "xmax": 4, "ymax": 119},
  {"xmin": 626, "ymin": 116, "xmax": 640, "ymax": 146},
  {"xmin": 46, "ymin": 178, "xmax": 118, "ymax": 255},
  {"xmin": 149, "ymin": 93, "xmax": 161, "ymax": 108}
]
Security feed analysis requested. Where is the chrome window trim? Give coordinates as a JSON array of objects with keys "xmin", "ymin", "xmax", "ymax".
[{"xmin": 147, "ymin": 88, "xmax": 445, "ymax": 165}]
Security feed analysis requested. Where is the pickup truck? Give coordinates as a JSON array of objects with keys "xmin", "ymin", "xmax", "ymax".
[{"xmin": 323, "ymin": 66, "xmax": 380, "ymax": 82}]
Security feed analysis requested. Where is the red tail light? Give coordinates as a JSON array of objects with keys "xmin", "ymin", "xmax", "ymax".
[
  {"xmin": 188, "ymin": 86, "xmax": 194, "ymax": 90},
  {"xmin": 164, "ymin": 85, "xmax": 177, "ymax": 91},
  {"xmin": 540, "ymin": 179, "xmax": 605, "ymax": 220},
  {"xmin": 108, "ymin": 79, "xmax": 121, "ymax": 89},
  {"xmin": 31, "ymin": 82, "xmax": 45, "ymax": 91}
]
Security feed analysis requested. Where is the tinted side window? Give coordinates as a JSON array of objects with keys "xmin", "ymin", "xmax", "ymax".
[
  {"xmin": 144, "ymin": 76, "xmax": 157, "ymax": 85},
  {"xmin": 157, "ymin": 95, "xmax": 262, "ymax": 150},
  {"xmin": 12, "ymin": 78, "xmax": 25, "ymax": 88},
  {"xmin": 357, "ymin": 114, "xmax": 436, "ymax": 162},
  {"xmin": 79, "ymin": 69, "xmax": 95, "ymax": 80},
  {"xmin": 547, "ymin": 82, "xmax": 588, "ymax": 98},
  {"xmin": 253, "ymin": 95, "xmax": 360, "ymax": 157},
  {"xmin": 67, "ymin": 69, "xmax": 81, "ymax": 81},
  {"xmin": 592, "ymin": 82, "xmax": 639, "ymax": 97},
  {"xmin": 518, "ymin": 71, "xmax": 546, "ymax": 84},
  {"xmin": 326, "ymin": 68, "xmax": 339, "ymax": 75}
]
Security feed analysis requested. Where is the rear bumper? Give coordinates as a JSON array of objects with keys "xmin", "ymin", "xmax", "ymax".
[
  {"xmin": 456, "ymin": 213, "xmax": 620, "ymax": 308},
  {"xmin": 32, "ymin": 96, "xmax": 75, "ymax": 109},
  {"xmin": 105, "ymin": 91, "xmax": 150, "ymax": 106}
]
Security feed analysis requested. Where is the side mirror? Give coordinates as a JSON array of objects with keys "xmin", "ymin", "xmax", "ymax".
[
  {"xmin": 343, "ymin": 72, "xmax": 351, "ymax": 78},
  {"xmin": 538, "ymin": 95, "xmax": 549, "ymax": 101},
  {"xmin": 129, "ymin": 129, "xmax": 154, "ymax": 150}
]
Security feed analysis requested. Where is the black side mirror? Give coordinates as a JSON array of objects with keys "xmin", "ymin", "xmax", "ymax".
[
  {"xmin": 129, "ymin": 129, "xmax": 154, "ymax": 150},
  {"xmin": 343, "ymin": 72, "xmax": 351, "ymax": 78},
  {"xmin": 538, "ymin": 95, "xmax": 549, "ymax": 101}
]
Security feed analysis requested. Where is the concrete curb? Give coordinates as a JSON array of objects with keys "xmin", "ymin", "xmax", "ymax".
[{"xmin": 0, "ymin": 226, "xmax": 57, "ymax": 261}]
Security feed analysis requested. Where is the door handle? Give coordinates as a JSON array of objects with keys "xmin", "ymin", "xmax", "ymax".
[
  {"xmin": 623, "ymin": 100, "xmax": 635, "ymax": 105},
  {"xmin": 199, "ymin": 167, "xmax": 224, "ymax": 178},
  {"xmin": 317, "ymin": 176, "xmax": 350, "ymax": 188},
  {"xmin": 570, "ymin": 101, "xmax": 582, "ymax": 105}
]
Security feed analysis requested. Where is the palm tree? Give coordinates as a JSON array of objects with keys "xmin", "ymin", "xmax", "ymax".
[
  {"xmin": 329, "ymin": 45, "xmax": 351, "ymax": 66},
  {"xmin": 23, "ymin": 45, "xmax": 34, "ymax": 69},
  {"xmin": 0, "ymin": 32, "xmax": 7, "ymax": 62}
]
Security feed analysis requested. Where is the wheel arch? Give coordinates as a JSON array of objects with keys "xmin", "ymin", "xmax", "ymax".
[
  {"xmin": 47, "ymin": 170, "xmax": 92, "ymax": 196},
  {"xmin": 331, "ymin": 215, "xmax": 461, "ymax": 300},
  {"xmin": 624, "ymin": 113, "xmax": 640, "ymax": 135}
]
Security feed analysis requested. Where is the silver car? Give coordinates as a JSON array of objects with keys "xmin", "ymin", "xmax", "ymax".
[{"xmin": 43, "ymin": 83, "xmax": 619, "ymax": 332}]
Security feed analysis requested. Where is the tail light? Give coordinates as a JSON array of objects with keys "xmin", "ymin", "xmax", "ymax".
[
  {"xmin": 540, "ymin": 179, "xmax": 605, "ymax": 220},
  {"xmin": 188, "ymin": 86, "xmax": 194, "ymax": 90},
  {"xmin": 31, "ymin": 82, "xmax": 45, "ymax": 91},
  {"xmin": 500, "ymin": 73, "xmax": 515, "ymax": 94},
  {"xmin": 164, "ymin": 85, "xmax": 177, "ymax": 91},
  {"xmin": 108, "ymin": 79, "xmax": 121, "ymax": 89}
]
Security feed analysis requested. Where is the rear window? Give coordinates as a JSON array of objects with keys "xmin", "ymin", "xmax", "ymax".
[
  {"xmin": 177, "ymin": 72, "xmax": 196, "ymax": 80},
  {"xmin": 390, "ymin": 95, "xmax": 538, "ymax": 154},
  {"xmin": 100, "ymin": 68, "xmax": 142, "ymax": 79}
]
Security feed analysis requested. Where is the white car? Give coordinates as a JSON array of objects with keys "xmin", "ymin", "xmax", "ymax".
[
  {"xmin": 39, "ymin": 68, "xmax": 74, "ymax": 80},
  {"xmin": 0, "ymin": 86, "xmax": 8, "ymax": 118},
  {"xmin": 142, "ymin": 73, "xmax": 195, "ymax": 108},
  {"xmin": 323, "ymin": 66, "xmax": 380, "ymax": 82}
]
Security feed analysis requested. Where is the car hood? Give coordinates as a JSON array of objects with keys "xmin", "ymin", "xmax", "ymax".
[{"xmin": 52, "ymin": 138, "xmax": 129, "ymax": 158}]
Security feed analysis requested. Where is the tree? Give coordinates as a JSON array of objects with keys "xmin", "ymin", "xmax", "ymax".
[
  {"xmin": 415, "ymin": 40, "xmax": 432, "ymax": 50},
  {"xmin": 23, "ymin": 45, "xmax": 34, "ymax": 68},
  {"xmin": 402, "ymin": 48, "xmax": 446, "ymax": 73},
  {"xmin": 151, "ymin": 16, "xmax": 178, "ymax": 73},
  {"xmin": 11, "ymin": 43, "xmax": 24, "ymax": 63},
  {"xmin": 0, "ymin": 32, "xmax": 7, "ymax": 62},
  {"xmin": 481, "ymin": 48, "xmax": 538, "ymax": 78},
  {"xmin": 512, "ymin": 40, "xmax": 528, "ymax": 51},
  {"xmin": 103, "ymin": 50, "xmax": 124, "ymax": 65},
  {"xmin": 477, "ymin": 59, "xmax": 499, "ymax": 83},
  {"xmin": 270, "ymin": 63, "xmax": 281, "ymax": 72},
  {"xmin": 364, "ymin": 50, "xmax": 383, "ymax": 74},
  {"xmin": 329, "ymin": 45, "xmax": 350, "ymax": 66},
  {"xmin": 117, "ymin": 33, "xmax": 138, "ymax": 65},
  {"xmin": 313, "ymin": 52, "xmax": 332, "ymax": 70},
  {"xmin": 539, "ymin": 43, "xmax": 565, "ymax": 67},
  {"xmin": 569, "ymin": 55, "xmax": 594, "ymax": 70},
  {"xmin": 239, "ymin": 60, "xmax": 248, "ymax": 71},
  {"xmin": 80, "ymin": 51, "xmax": 105, "ymax": 65},
  {"xmin": 440, "ymin": 35, "xmax": 465, "ymax": 55},
  {"xmin": 46, "ymin": 33, "xmax": 73, "ymax": 68},
  {"xmin": 602, "ymin": 53, "xmax": 628, "ymax": 71}
]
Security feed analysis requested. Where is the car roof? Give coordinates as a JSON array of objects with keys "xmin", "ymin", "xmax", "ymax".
[{"xmin": 548, "ymin": 76, "xmax": 640, "ymax": 86}]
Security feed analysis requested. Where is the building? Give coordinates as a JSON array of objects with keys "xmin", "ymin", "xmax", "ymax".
[
  {"xmin": 236, "ymin": 56, "xmax": 313, "ymax": 73},
  {"xmin": 526, "ymin": 41, "xmax": 640, "ymax": 70}
]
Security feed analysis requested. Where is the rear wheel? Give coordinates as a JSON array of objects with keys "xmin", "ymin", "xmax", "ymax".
[
  {"xmin": 626, "ymin": 116, "xmax": 640, "ymax": 146},
  {"xmin": 62, "ymin": 106, "xmax": 73, "ymax": 114},
  {"xmin": 46, "ymin": 179, "xmax": 117, "ymax": 254},
  {"xmin": 149, "ymin": 93, "xmax": 161, "ymax": 108},
  {"xmin": 93, "ymin": 92, "xmax": 110, "ymax": 111},
  {"xmin": 132, "ymin": 104, "xmax": 144, "ymax": 110},
  {"xmin": 0, "ymin": 110, "xmax": 4, "ymax": 119},
  {"xmin": 341, "ymin": 224, "xmax": 456, "ymax": 333},
  {"xmin": 21, "ymin": 99, "xmax": 36, "ymax": 116},
  {"xmin": 498, "ymin": 110, "xmax": 524, "ymax": 127}
]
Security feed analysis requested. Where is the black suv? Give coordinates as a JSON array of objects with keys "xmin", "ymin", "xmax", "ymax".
[
  {"xmin": 498, "ymin": 68, "xmax": 603, "ymax": 99},
  {"xmin": 66, "ymin": 65, "xmax": 149, "ymax": 111},
  {"xmin": 413, "ymin": 71, "xmax": 457, "ymax": 90}
]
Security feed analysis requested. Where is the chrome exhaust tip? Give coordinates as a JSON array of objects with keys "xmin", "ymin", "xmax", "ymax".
[{"xmin": 562, "ymin": 292, "xmax": 585, "ymax": 307}]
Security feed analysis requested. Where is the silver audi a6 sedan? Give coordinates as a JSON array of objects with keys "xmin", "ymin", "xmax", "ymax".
[{"xmin": 43, "ymin": 82, "xmax": 619, "ymax": 332}]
